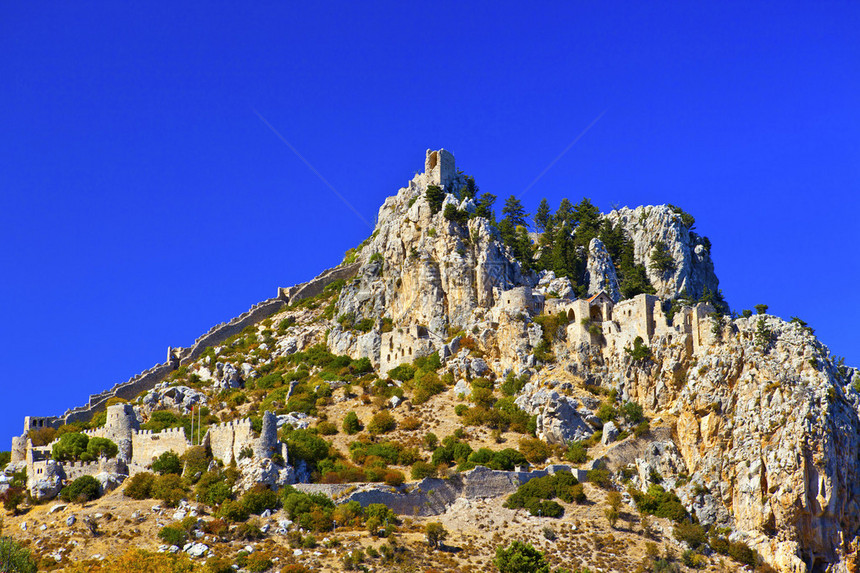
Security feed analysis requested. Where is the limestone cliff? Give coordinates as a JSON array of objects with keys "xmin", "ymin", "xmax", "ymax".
[
  {"xmin": 606, "ymin": 205, "xmax": 719, "ymax": 300},
  {"xmin": 6, "ymin": 148, "xmax": 857, "ymax": 573}
]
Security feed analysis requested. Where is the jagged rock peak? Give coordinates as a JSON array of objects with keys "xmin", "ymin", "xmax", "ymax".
[
  {"xmin": 605, "ymin": 204, "xmax": 718, "ymax": 300},
  {"xmin": 586, "ymin": 237, "xmax": 621, "ymax": 302}
]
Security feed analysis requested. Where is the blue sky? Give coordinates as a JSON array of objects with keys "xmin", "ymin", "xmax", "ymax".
[{"xmin": 1, "ymin": 2, "xmax": 858, "ymax": 443}]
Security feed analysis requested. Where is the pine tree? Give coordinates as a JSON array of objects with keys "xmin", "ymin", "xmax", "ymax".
[
  {"xmin": 555, "ymin": 198, "xmax": 573, "ymax": 226},
  {"xmin": 536, "ymin": 217, "xmax": 556, "ymax": 271},
  {"xmin": 425, "ymin": 185, "xmax": 445, "ymax": 215},
  {"xmin": 459, "ymin": 175, "xmax": 478, "ymax": 200},
  {"xmin": 571, "ymin": 198, "xmax": 601, "ymax": 246},
  {"xmin": 514, "ymin": 226, "xmax": 534, "ymax": 271},
  {"xmin": 502, "ymin": 195, "xmax": 528, "ymax": 229},
  {"xmin": 534, "ymin": 198, "xmax": 551, "ymax": 233},
  {"xmin": 475, "ymin": 192, "xmax": 497, "ymax": 222},
  {"xmin": 551, "ymin": 222, "xmax": 574, "ymax": 278}
]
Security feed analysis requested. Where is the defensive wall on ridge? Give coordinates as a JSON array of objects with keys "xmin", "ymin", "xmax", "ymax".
[{"xmin": 18, "ymin": 263, "xmax": 359, "ymax": 433}]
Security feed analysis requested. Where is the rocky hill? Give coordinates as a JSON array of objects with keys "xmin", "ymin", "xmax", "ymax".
[{"xmin": 1, "ymin": 149, "xmax": 857, "ymax": 573}]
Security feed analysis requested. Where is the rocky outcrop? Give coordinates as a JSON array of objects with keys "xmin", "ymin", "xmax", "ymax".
[
  {"xmin": 30, "ymin": 459, "xmax": 65, "ymax": 501},
  {"xmin": 545, "ymin": 304, "xmax": 860, "ymax": 572},
  {"xmin": 605, "ymin": 205, "xmax": 718, "ymax": 300},
  {"xmin": 332, "ymin": 154, "xmax": 534, "ymax": 366},
  {"xmin": 514, "ymin": 383, "xmax": 595, "ymax": 444},
  {"xmin": 586, "ymin": 238, "xmax": 621, "ymax": 302}
]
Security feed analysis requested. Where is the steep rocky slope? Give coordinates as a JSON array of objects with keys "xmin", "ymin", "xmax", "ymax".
[{"xmin": 2, "ymin": 149, "xmax": 857, "ymax": 573}]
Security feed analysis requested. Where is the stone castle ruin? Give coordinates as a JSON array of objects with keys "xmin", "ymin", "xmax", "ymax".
[
  {"xmin": 8, "ymin": 263, "xmax": 358, "ymax": 499},
  {"xmin": 14, "ymin": 404, "xmax": 287, "ymax": 500}
]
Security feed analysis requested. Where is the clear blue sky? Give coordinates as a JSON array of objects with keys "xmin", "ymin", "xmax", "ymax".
[{"xmin": 1, "ymin": 2, "xmax": 858, "ymax": 444}]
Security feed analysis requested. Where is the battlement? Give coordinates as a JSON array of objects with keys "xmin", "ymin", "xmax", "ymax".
[
  {"xmin": 134, "ymin": 427, "xmax": 187, "ymax": 438},
  {"xmin": 209, "ymin": 418, "xmax": 253, "ymax": 430},
  {"xmin": 63, "ymin": 460, "xmax": 100, "ymax": 470}
]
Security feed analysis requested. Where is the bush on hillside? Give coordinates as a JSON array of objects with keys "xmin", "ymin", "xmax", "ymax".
[
  {"xmin": 59, "ymin": 475, "xmax": 101, "ymax": 503},
  {"xmin": 124, "ymin": 472, "xmax": 156, "ymax": 500}
]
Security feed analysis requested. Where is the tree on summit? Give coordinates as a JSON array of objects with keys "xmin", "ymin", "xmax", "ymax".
[
  {"xmin": 502, "ymin": 195, "xmax": 528, "ymax": 229},
  {"xmin": 534, "ymin": 198, "xmax": 551, "ymax": 232}
]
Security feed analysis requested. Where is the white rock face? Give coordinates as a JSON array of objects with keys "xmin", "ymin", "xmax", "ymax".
[
  {"xmin": 535, "ymin": 271, "xmax": 575, "ymax": 300},
  {"xmin": 605, "ymin": 205, "xmax": 718, "ymax": 300},
  {"xmin": 515, "ymin": 383, "xmax": 594, "ymax": 444},
  {"xmin": 586, "ymin": 238, "xmax": 621, "ymax": 302},
  {"xmin": 30, "ymin": 459, "xmax": 65, "ymax": 501},
  {"xmin": 185, "ymin": 543, "xmax": 209, "ymax": 558},
  {"xmin": 236, "ymin": 457, "xmax": 295, "ymax": 493},
  {"xmin": 332, "ymin": 164, "xmax": 535, "ymax": 366}
]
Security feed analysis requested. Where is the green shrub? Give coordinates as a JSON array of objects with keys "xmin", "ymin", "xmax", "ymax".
[
  {"xmin": 235, "ymin": 520, "xmax": 265, "ymax": 540},
  {"xmin": 240, "ymin": 485, "xmax": 279, "ymax": 515},
  {"xmin": 728, "ymin": 540, "xmax": 757, "ymax": 567},
  {"xmin": 245, "ymin": 553, "xmax": 274, "ymax": 572},
  {"xmin": 151, "ymin": 473, "xmax": 187, "ymax": 507},
  {"xmin": 565, "ymin": 441, "xmax": 588, "ymax": 464},
  {"xmin": 518, "ymin": 438, "xmax": 549, "ymax": 464},
  {"xmin": 494, "ymin": 540, "xmax": 550, "ymax": 573},
  {"xmin": 141, "ymin": 410, "xmax": 182, "ymax": 432},
  {"xmin": 500, "ymin": 372, "xmax": 528, "ymax": 397},
  {"xmin": 85, "ymin": 437, "xmax": 118, "ymax": 460},
  {"xmin": 151, "ymin": 451, "xmax": 182, "ymax": 475},
  {"xmin": 317, "ymin": 421, "xmax": 338, "ymax": 435},
  {"xmin": 283, "ymin": 429, "xmax": 331, "ymax": 469},
  {"xmin": 218, "ymin": 499, "xmax": 250, "ymax": 522},
  {"xmin": 158, "ymin": 525, "xmax": 187, "ymax": 546},
  {"xmin": 59, "ymin": 475, "xmax": 101, "ymax": 503},
  {"xmin": 631, "ymin": 484, "xmax": 688, "ymax": 522},
  {"xmin": 387, "ymin": 364, "xmax": 415, "ymax": 382},
  {"xmin": 413, "ymin": 372, "xmax": 446, "ymax": 404},
  {"xmin": 0, "ymin": 486, "xmax": 26, "ymax": 515},
  {"xmin": 51, "ymin": 432, "xmax": 89, "ymax": 462},
  {"xmin": 0, "ymin": 451, "xmax": 11, "ymax": 470},
  {"xmin": 125, "ymin": 472, "xmax": 156, "ymax": 500},
  {"xmin": 180, "ymin": 446, "xmax": 210, "ymax": 482},
  {"xmin": 586, "ymin": 467, "xmax": 613, "ymax": 489},
  {"xmin": 673, "ymin": 521, "xmax": 707, "ymax": 549},
  {"xmin": 624, "ymin": 337, "xmax": 652, "ymax": 362},
  {"xmin": 505, "ymin": 471, "xmax": 581, "ymax": 517},
  {"xmin": 596, "ymin": 402, "xmax": 617, "ymax": 423},
  {"xmin": 343, "ymin": 411, "xmax": 362, "ymax": 436},
  {"xmin": 634, "ymin": 420, "xmax": 651, "ymax": 438},
  {"xmin": 621, "ymin": 401, "xmax": 644, "ymax": 424},
  {"xmin": 0, "ymin": 537, "xmax": 37, "ymax": 573},
  {"xmin": 367, "ymin": 411, "xmax": 396, "ymax": 435},
  {"xmin": 411, "ymin": 461, "xmax": 437, "ymax": 480},
  {"xmin": 431, "ymin": 437, "xmax": 473, "ymax": 466}
]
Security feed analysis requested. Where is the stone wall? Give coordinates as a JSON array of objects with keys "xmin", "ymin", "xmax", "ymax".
[
  {"xmin": 379, "ymin": 325, "xmax": 436, "ymax": 375},
  {"xmin": 277, "ymin": 263, "xmax": 360, "ymax": 306},
  {"xmin": 205, "ymin": 419, "xmax": 256, "ymax": 465},
  {"xmin": 304, "ymin": 464, "xmax": 585, "ymax": 516},
  {"xmin": 178, "ymin": 298, "xmax": 285, "ymax": 368},
  {"xmin": 16, "ymin": 263, "xmax": 355, "ymax": 436},
  {"xmin": 131, "ymin": 428, "xmax": 190, "ymax": 467},
  {"xmin": 60, "ymin": 460, "xmax": 101, "ymax": 482}
]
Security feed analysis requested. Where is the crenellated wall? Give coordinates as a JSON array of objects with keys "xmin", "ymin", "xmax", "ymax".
[
  {"xmin": 131, "ymin": 427, "xmax": 190, "ymax": 467},
  {"xmin": 205, "ymin": 418, "xmax": 256, "ymax": 465}
]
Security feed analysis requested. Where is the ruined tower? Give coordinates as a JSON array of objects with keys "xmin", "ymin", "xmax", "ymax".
[
  {"xmin": 425, "ymin": 148, "xmax": 456, "ymax": 189},
  {"xmin": 104, "ymin": 403, "xmax": 138, "ymax": 463}
]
